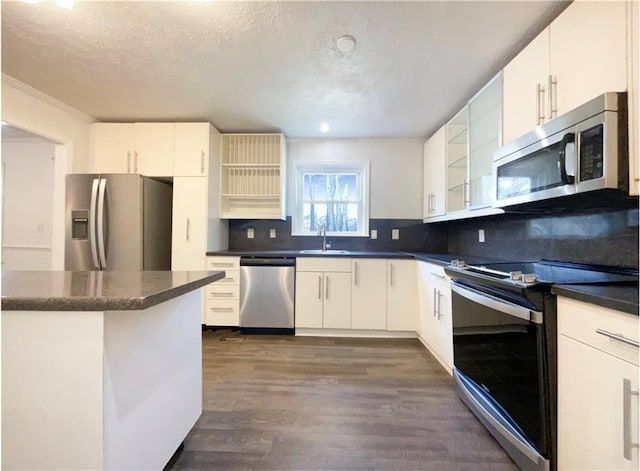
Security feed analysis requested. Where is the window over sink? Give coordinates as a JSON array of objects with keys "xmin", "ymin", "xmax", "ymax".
[{"xmin": 292, "ymin": 161, "xmax": 370, "ymax": 237}]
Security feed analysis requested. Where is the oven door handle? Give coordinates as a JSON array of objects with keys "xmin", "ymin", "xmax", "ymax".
[{"xmin": 451, "ymin": 282, "xmax": 543, "ymax": 324}]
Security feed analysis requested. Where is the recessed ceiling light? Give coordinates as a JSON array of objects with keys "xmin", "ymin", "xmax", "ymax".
[
  {"xmin": 320, "ymin": 123, "xmax": 330, "ymax": 133},
  {"xmin": 336, "ymin": 35, "xmax": 356, "ymax": 53}
]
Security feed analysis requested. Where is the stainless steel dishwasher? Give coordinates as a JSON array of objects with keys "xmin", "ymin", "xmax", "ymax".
[{"xmin": 239, "ymin": 257, "xmax": 295, "ymax": 334}]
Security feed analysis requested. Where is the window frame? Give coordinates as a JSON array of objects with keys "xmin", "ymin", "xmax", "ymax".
[{"xmin": 292, "ymin": 160, "xmax": 370, "ymax": 237}]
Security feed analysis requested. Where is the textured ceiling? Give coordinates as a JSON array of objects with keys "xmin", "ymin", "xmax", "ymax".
[{"xmin": 1, "ymin": 1, "xmax": 569, "ymax": 138}]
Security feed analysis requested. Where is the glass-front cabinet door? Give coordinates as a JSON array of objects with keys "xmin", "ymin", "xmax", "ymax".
[
  {"xmin": 468, "ymin": 72, "xmax": 502, "ymax": 208},
  {"xmin": 446, "ymin": 107, "xmax": 468, "ymax": 213}
]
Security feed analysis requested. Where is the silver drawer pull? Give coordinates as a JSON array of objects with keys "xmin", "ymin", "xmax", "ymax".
[
  {"xmin": 210, "ymin": 307, "xmax": 234, "ymax": 312},
  {"xmin": 222, "ymin": 277, "xmax": 235, "ymax": 282},
  {"xmin": 623, "ymin": 378, "xmax": 639, "ymax": 460},
  {"xmin": 430, "ymin": 272, "xmax": 446, "ymax": 279},
  {"xmin": 596, "ymin": 329, "xmax": 639, "ymax": 348},
  {"xmin": 210, "ymin": 262, "xmax": 235, "ymax": 267},
  {"xmin": 210, "ymin": 292, "xmax": 234, "ymax": 297}
]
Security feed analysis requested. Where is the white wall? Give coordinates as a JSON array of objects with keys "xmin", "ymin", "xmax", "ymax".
[
  {"xmin": 287, "ymin": 138, "xmax": 424, "ymax": 219},
  {"xmin": 2, "ymin": 140, "xmax": 56, "ymax": 270},
  {"xmin": 2, "ymin": 74, "xmax": 94, "ymax": 172}
]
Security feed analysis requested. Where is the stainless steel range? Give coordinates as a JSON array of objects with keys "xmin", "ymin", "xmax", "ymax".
[{"xmin": 445, "ymin": 259, "xmax": 638, "ymax": 471}]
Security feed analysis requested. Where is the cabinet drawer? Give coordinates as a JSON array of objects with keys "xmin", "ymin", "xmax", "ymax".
[
  {"xmin": 204, "ymin": 299, "xmax": 239, "ymax": 326},
  {"xmin": 558, "ymin": 297, "xmax": 639, "ymax": 366},
  {"xmin": 214, "ymin": 269, "xmax": 240, "ymax": 285},
  {"xmin": 424, "ymin": 263, "xmax": 448, "ymax": 284},
  {"xmin": 204, "ymin": 284, "xmax": 239, "ymax": 300},
  {"xmin": 205, "ymin": 256, "xmax": 240, "ymax": 270},
  {"xmin": 296, "ymin": 257, "xmax": 352, "ymax": 273}
]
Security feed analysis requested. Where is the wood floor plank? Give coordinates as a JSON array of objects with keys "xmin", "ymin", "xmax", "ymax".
[{"xmin": 169, "ymin": 330, "xmax": 517, "ymax": 470}]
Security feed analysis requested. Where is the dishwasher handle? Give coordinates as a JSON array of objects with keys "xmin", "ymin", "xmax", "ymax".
[{"xmin": 240, "ymin": 257, "xmax": 296, "ymax": 267}]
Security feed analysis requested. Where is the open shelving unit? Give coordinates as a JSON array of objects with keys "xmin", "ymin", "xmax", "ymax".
[{"xmin": 220, "ymin": 134, "xmax": 286, "ymax": 220}]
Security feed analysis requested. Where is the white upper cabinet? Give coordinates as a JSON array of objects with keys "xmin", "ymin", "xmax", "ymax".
[
  {"xmin": 550, "ymin": 1, "xmax": 627, "ymax": 118},
  {"xmin": 468, "ymin": 73, "xmax": 502, "ymax": 208},
  {"xmin": 91, "ymin": 123, "xmax": 174, "ymax": 176},
  {"xmin": 174, "ymin": 123, "xmax": 211, "ymax": 177},
  {"xmin": 91, "ymin": 123, "xmax": 136, "ymax": 173},
  {"xmin": 446, "ymin": 107, "xmax": 469, "ymax": 213},
  {"xmin": 628, "ymin": 0, "xmax": 638, "ymax": 196},
  {"xmin": 503, "ymin": 30, "xmax": 550, "ymax": 144},
  {"xmin": 423, "ymin": 126, "xmax": 447, "ymax": 219},
  {"xmin": 503, "ymin": 0, "xmax": 628, "ymax": 145},
  {"xmin": 134, "ymin": 123, "xmax": 174, "ymax": 177}
]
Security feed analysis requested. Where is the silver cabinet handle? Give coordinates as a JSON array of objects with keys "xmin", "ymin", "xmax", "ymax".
[
  {"xmin": 547, "ymin": 75, "xmax": 557, "ymax": 120},
  {"xmin": 430, "ymin": 272, "xmax": 446, "ymax": 279},
  {"xmin": 536, "ymin": 83, "xmax": 545, "ymax": 125},
  {"xmin": 318, "ymin": 275, "xmax": 322, "ymax": 300},
  {"xmin": 463, "ymin": 180, "xmax": 469, "ymax": 206},
  {"xmin": 134, "ymin": 150, "xmax": 138, "ymax": 173},
  {"xmin": 354, "ymin": 262, "xmax": 359, "ymax": 286},
  {"xmin": 210, "ymin": 307, "xmax": 234, "ymax": 312},
  {"xmin": 325, "ymin": 276, "xmax": 329, "ymax": 300},
  {"xmin": 596, "ymin": 329, "xmax": 640, "ymax": 348},
  {"xmin": 211, "ymin": 292, "xmax": 234, "ymax": 297},
  {"xmin": 224, "ymin": 277, "xmax": 235, "ymax": 283},
  {"xmin": 186, "ymin": 218, "xmax": 190, "ymax": 241},
  {"xmin": 431, "ymin": 193, "xmax": 436, "ymax": 214},
  {"xmin": 433, "ymin": 288, "xmax": 437, "ymax": 318},
  {"xmin": 437, "ymin": 290, "xmax": 443, "ymax": 320},
  {"xmin": 127, "ymin": 151, "xmax": 132, "ymax": 173},
  {"xmin": 390, "ymin": 263, "xmax": 394, "ymax": 287},
  {"xmin": 201, "ymin": 150, "xmax": 205, "ymax": 174},
  {"xmin": 623, "ymin": 378, "xmax": 639, "ymax": 460},
  {"xmin": 210, "ymin": 262, "xmax": 235, "ymax": 267}
]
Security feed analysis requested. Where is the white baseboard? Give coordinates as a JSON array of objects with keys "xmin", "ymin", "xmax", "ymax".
[{"xmin": 295, "ymin": 328, "xmax": 417, "ymax": 338}]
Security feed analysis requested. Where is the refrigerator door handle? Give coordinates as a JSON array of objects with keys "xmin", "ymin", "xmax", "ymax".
[
  {"xmin": 97, "ymin": 178, "xmax": 108, "ymax": 269},
  {"xmin": 89, "ymin": 178, "xmax": 100, "ymax": 269}
]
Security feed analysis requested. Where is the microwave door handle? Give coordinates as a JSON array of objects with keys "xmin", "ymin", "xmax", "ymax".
[{"xmin": 559, "ymin": 132, "xmax": 576, "ymax": 184}]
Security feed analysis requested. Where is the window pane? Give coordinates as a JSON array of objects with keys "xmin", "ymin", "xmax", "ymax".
[
  {"xmin": 303, "ymin": 173, "xmax": 358, "ymax": 202},
  {"xmin": 302, "ymin": 203, "xmax": 359, "ymax": 233}
]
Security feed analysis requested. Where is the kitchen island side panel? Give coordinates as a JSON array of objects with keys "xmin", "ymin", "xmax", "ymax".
[
  {"xmin": 103, "ymin": 289, "xmax": 202, "ymax": 470},
  {"xmin": 1, "ymin": 310, "xmax": 105, "ymax": 470}
]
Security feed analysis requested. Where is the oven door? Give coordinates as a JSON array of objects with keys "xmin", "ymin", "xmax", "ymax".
[{"xmin": 451, "ymin": 281, "xmax": 550, "ymax": 471}]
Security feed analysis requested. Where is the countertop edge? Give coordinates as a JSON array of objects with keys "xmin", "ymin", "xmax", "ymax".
[
  {"xmin": 1, "ymin": 271, "xmax": 225, "ymax": 312},
  {"xmin": 551, "ymin": 284, "xmax": 639, "ymax": 316}
]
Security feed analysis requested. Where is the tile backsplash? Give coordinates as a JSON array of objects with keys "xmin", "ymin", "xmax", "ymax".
[
  {"xmin": 446, "ymin": 207, "xmax": 639, "ymax": 268},
  {"xmin": 228, "ymin": 217, "xmax": 447, "ymax": 252},
  {"xmin": 226, "ymin": 207, "xmax": 638, "ymax": 269}
]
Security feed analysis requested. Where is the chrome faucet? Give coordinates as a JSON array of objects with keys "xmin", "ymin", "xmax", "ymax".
[{"xmin": 317, "ymin": 224, "xmax": 328, "ymax": 251}]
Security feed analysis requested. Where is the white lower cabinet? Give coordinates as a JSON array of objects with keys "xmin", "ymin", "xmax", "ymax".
[
  {"xmin": 351, "ymin": 259, "xmax": 387, "ymax": 330},
  {"xmin": 558, "ymin": 296, "xmax": 639, "ymax": 470},
  {"xmin": 417, "ymin": 261, "xmax": 453, "ymax": 374},
  {"xmin": 202, "ymin": 256, "xmax": 240, "ymax": 326},
  {"xmin": 387, "ymin": 259, "xmax": 417, "ymax": 331},
  {"xmin": 295, "ymin": 257, "xmax": 352, "ymax": 329}
]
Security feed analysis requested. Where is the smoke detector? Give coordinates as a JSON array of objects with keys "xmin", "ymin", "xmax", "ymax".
[{"xmin": 336, "ymin": 35, "xmax": 356, "ymax": 53}]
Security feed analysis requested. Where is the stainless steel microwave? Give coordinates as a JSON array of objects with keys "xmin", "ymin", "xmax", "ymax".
[{"xmin": 493, "ymin": 92, "xmax": 628, "ymax": 208}]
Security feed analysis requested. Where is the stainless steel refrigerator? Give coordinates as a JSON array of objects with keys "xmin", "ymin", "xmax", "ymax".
[{"xmin": 65, "ymin": 174, "xmax": 172, "ymax": 271}]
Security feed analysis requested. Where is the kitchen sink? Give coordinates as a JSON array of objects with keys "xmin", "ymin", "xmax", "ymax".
[{"xmin": 299, "ymin": 250, "xmax": 350, "ymax": 255}]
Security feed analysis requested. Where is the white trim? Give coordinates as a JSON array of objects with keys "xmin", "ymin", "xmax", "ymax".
[
  {"xmin": 292, "ymin": 160, "xmax": 370, "ymax": 237},
  {"xmin": 2, "ymin": 74, "xmax": 94, "ymax": 124},
  {"xmin": 2, "ymin": 245, "xmax": 52, "ymax": 252}
]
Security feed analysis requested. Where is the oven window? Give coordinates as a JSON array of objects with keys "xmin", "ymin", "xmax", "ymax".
[
  {"xmin": 452, "ymin": 290, "xmax": 548, "ymax": 454},
  {"xmin": 496, "ymin": 141, "xmax": 566, "ymax": 199}
]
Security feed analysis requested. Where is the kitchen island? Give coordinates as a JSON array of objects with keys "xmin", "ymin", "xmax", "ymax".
[{"xmin": 1, "ymin": 270, "xmax": 224, "ymax": 471}]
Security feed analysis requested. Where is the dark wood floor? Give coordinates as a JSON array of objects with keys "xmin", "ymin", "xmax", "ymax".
[{"xmin": 170, "ymin": 329, "xmax": 517, "ymax": 470}]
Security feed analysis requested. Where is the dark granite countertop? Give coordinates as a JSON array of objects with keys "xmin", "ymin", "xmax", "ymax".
[
  {"xmin": 551, "ymin": 283, "xmax": 639, "ymax": 316},
  {"xmin": 205, "ymin": 250, "xmax": 508, "ymax": 265},
  {"xmin": 1, "ymin": 270, "xmax": 225, "ymax": 311}
]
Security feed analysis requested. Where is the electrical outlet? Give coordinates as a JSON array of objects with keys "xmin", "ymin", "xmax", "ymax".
[
  {"xmin": 392, "ymin": 229, "xmax": 400, "ymax": 240},
  {"xmin": 478, "ymin": 229, "xmax": 485, "ymax": 243},
  {"xmin": 247, "ymin": 228, "xmax": 254, "ymax": 239},
  {"xmin": 371, "ymin": 229, "xmax": 377, "ymax": 240},
  {"xmin": 269, "ymin": 228, "xmax": 276, "ymax": 239}
]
